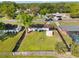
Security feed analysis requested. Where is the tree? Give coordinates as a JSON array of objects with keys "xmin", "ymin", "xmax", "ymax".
[
  {"xmin": 16, "ymin": 12, "xmax": 33, "ymax": 29},
  {"xmin": 39, "ymin": 8, "xmax": 49, "ymax": 15},
  {"xmin": 0, "ymin": 1, "xmax": 16, "ymax": 19},
  {"xmin": 55, "ymin": 42, "xmax": 67, "ymax": 54},
  {"xmin": 70, "ymin": 3, "xmax": 79, "ymax": 18},
  {"xmin": 0, "ymin": 22, "xmax": 5, "ymax": 30},
  {"xmin": 71, "ymin": 42, "xmax": 79, "ymax": 57}
]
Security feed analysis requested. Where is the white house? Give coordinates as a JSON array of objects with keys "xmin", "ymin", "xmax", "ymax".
[
  {"xmin": 28, "ymin": 24, "xmax": 53, "ymax": 36},
  {"xmin": 28, "ymin": 24, "xmax": 53, "ymax": 32},
  {"xmin": 53, "ymin": 12, "xmax": 62, "ymax": 20},
  {"xmin": 28, "ymin": 27, "xmax": 49, "ymax": 32},
  {"xmin": 53, "ymin": 12, "xmax": 62, "ymax": 17}
]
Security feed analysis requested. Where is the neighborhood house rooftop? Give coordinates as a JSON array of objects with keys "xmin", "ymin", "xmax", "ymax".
[
  {"xmin": 53, "ymin": 12, "xmax": 62, "ymax": 17},
  {"xmin": 5, "ymin": 24, "xmax": 17, "ymax": 30},
  {"xmin": 60, "ymin": 26, "xmax": 79, "ymax": 31}
]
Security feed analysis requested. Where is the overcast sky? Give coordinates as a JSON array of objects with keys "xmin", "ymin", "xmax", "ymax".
[{"xmin": 0, "ymin": 0, "xmax": 79, "ymax": 3}]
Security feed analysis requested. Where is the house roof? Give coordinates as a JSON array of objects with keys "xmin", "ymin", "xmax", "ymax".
[
  {"xmin": 29, "ymin": 24, "xmax": 53, "ymax": 28},
  {"xmin": 53, "ymin": 12, "xmax": 62, "ymax": 16},
  {"xmin": 5, "ymin": 24, "xmax": 17, "ymax": 30},
  {"xmin": 60, "ymin": 26, "xmax": 79, "ymax": 31}
]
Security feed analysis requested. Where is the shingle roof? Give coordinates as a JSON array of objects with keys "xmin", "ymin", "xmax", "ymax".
[{"xmin": 29, "ymin": 24, "xmax": 53, "ymax": 28}]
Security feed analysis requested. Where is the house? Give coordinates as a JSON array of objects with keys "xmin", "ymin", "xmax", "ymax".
[
  {"xmin": 28, "ymin": 24, "xmax": 54, "ymax": 36},
  {"xmin": 28, "ymin": 24, "xmax": 53, "ymax": 32},
  {"xmin": 53, "ymin": 12, "xmax": 62, "ymax": 20},
  {"xmin": 0, "ymin": 24, "xmax": 22, "ymax": 34}
]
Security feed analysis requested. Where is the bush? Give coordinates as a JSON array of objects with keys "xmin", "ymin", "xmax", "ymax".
[
  {"xmin": 0, "ymin": 22, "xmax": 5, "ymax": 30},
  {"xmin": 71, "ymin": 42, "xmax": 79, "ymax": 57},
  {"xmin": 70, "ymin": 13, "xmax": 79, "ymax": 18},
  {"xmin": 55, "ymin": 42, "xmax": 68, "ymax": 54}
]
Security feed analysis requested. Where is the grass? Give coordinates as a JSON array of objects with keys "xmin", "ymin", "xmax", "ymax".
[
  {"xmin": 63, "ymin": 33, "xmax": 72, "ymax": 44},
  {"xmin": 0, "ymin": 17, "xmax": 24, "ymax": 26},
  {"xmin": 59, "ymin": 22, "xmax": 79, "ymax": 26},
  {"xmin": 32, "ymin": 21, "xmax": 46, "ymax": 24},
  {"xmin": 33, "ymin": 16, "xmax": 42, "ymax": 20},
  {"xmin": 59, "ymin": 21, "xmax": 75, "ymax": 44},
  {"xmin": 32, "ymin": 15, "xmax": 46, "ymax": 24},
  {"xmin": 0, "ymin": 17, "xmax": 7, "ymax": 20},
  {"xmin": 18, "ymin": 30, "xmax": 61, "ymax": 51},
  {"xmin": 59, "ymin": 30, "xmax": 72, "ymax": 45},
  {"xmin": 0, "ymin": 30, "xmax": 24, "ymax": 52}
]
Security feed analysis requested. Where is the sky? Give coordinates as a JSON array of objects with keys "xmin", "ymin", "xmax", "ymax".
[{"xmin": 0, "ymin": 0, "xmax": 79, "ymax": 3}]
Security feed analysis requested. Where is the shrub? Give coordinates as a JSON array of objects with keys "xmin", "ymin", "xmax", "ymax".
[
  {"xmin": 71, "ymin": 42, "xmax": 79, "ymax": 57},
  {"xmin": 70, "ymin": 13, "xmax": 79, "ymax": 18},
  {"xmin": 0, "ymin": 22, "xmax": 5, "ymax": 30},
  {"xmin": 55, "ymin": 42, "xmax": 68, "ymax": 54}
]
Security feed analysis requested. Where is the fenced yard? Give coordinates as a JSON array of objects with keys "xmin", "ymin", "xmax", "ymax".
[
  {"xmin": 18, "ymin": 30, "xmax": 62, "ymax": 51},
  {"xmin": 0, "ymin": 30, "xmax": 24, "ymax": 52}
]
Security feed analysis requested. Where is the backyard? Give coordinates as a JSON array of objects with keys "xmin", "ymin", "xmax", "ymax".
[
  {"xmin": 18, "ymin": 30, "xmax": 62, "ymax": 51},
  {"xmin": 0, "ymin": 30, "xmax": 24, "ymax": 52}
]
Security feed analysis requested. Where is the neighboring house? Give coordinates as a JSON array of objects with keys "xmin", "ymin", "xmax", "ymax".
[
  {"xmin": 53, "ymin": 12, "xmax": 62, "ymax": 20},
  {"xmin": 24, "ymin": 8, "xmax": 31, "ymax": 13},
  {"xmin": 28, "ymin": 24, "xmax": 53, "ymax": 32},
  {"xmin": 0, "ymin": 24, "xmax": 22, "ymax": 34},
  {"xmin": 15, "ymin": 9, "xmax": 21, "ymax": 14},
  {"xmin": 61, "ymin": 13, "xmax": 71, "ymax": 19}
]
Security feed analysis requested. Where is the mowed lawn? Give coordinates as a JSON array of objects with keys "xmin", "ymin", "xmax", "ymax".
[
  {"xmin": 18, "ymin": 30, "xmax": 61, "ymax": 51},
  {"xmin": 0, "ymin": 31, "xmax": 24, "ymax": 52},
  {"xmin": 59, "ymin": 22, "xmax": 79, "ymax": 26}
]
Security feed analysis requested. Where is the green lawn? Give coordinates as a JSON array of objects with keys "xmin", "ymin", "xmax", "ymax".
[
  {"xmin": 59, "ymin": 22, "xmax": 79, "ymax": 26},
  {"xmin": 63, "ymin": 33, "xmax": 72, "ymax": 44},
  {"xmin": 33, "ymin": 16, "xmax": 43, "ymax": 20},
  {"xmin": 32, "ymin": 21, "xmax": 46, "ymax": 24},
  {"xmin": 59, "ymin": 22, "xmax": 75, "ymax": 44},
  {"xmin": 0, "ymin": 31, "xmax": 24, "ymax": 52},
  {"xmin": 18, "ymin": 31, "xmax": 61, "ymax": 51},
  {"xmin": 0, "ymin": 17, "xmax": 23, "ymax": 26},
  {"xmin": 0, "ymin": 17, "xmax": 7, "ymax": 20},
  {"xmin": 59, "ymin": 30, "xmax": 72, "ymax": 45}
]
